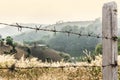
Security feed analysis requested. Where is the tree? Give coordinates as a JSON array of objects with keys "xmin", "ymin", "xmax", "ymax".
[
  {"xmin": 6, "ymin": 36, "xmax": 17, "ymax": 53},
  {"xmin": 6, "ymin": 36, "xmax": 13, "ymax": 46}
]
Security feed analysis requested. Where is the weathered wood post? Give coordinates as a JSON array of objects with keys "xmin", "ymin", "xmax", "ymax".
[{"xmin": 102, "ymin": 1, "xmax": 118, "ymax": 80}]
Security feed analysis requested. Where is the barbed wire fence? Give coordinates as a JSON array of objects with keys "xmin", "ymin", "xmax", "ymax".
[
  {"xmin": 0, "ymin": 2, "xmax": 118, "ymax": 80},
  {"xmin": 0, "ymin": 4, "xmax": 118, "ymax": 78}
]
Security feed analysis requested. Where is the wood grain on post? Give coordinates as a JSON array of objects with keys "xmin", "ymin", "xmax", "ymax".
[{"xmin": 102, "ymin": 2, "xmax": 118, "ymax": 80}]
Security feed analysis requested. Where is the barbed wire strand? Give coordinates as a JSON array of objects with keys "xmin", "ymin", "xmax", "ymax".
[
  {"xmin": 0, "ymin": 64, "xmax": 120, "ymax": 70},
  {"xmin": 0, "ymin": 65, "xmax": 103, "ymax": 70},
  {"xmin": 0, "ymin": 22, "xmax": 114, "ymax": 40}
]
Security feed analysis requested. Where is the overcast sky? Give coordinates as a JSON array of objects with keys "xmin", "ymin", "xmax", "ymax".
[{"xmin": 0, "ymin": 0, "xmax": 120, "ymax": 24}]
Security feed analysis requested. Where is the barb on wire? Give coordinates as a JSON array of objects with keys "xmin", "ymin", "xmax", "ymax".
[
  {"xmin": 96, "ymin": 34, "xmax": 101, "ymax": 38},
  {"xmin": 0, "ymin": 22, "xmax": 115, "ymax": 40},
  {"xmin": 35, "ymin": 25, "xmax": 40, "ymax": 32},
  {"xmin": 52, "ymin": 26, "xmax": 57, "ymax": 35},
  {"xmin": 65, "ymin": 29, "xmax": 72, "ymax": 36},
  {"xmin": 16, "ymin": 23, "xmax": 22, "ymax": 31},
  {"xmin": 78, "ymin": 31, "xmax": 82, "ymax": 38},
  {"xmin": 87, "ymin": 32, "xmax": 93, "ymax": 38}
]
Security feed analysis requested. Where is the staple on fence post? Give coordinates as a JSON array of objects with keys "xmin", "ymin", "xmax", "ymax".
[{"xmin": 102, "ymin": 1, "xmax": 118, "ymax": 80}]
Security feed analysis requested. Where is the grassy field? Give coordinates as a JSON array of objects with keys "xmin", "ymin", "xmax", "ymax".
[
  {"xmin": 0, "ymin": 54, "xmax": 119, "ymax": 80},
  {"xmin": 0, "ymin": 66, "xmax": 102, "ymax": 80}
]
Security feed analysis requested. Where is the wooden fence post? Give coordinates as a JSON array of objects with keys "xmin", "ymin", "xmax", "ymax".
[{"xmin": 102, "ymin": 2, "xmax": 118, "ymax": 80}]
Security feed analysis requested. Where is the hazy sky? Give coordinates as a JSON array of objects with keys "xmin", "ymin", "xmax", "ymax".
[{"xmin": 0, "ymin": 0, "xmax": 120, "ymax": 24}]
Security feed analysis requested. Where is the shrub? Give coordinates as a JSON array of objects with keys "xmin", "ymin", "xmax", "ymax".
[
  {"xmin": 95, "ymin": 43, "xmax": 102, "ymax": 55},
  {"xmin": 95, "ymin": 37, "xmax": 120, "ymax": 55},
  {"xmin": 5, "ymin": 36, "xmax": 17, "ymax": 54},
  {"xmin": 6, "ymin": 36, "xmax": 13, "ymax": 46}
]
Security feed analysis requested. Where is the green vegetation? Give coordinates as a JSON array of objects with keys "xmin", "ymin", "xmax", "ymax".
[
  {"xmin": 95, "ymin": 37, "xmax": 120, "ymax": 55},
  {"xmin": 95, "ymin": 43, "xmax": 102, "ymax": 55},
  {"xmin": 6, "ymin": 36, "xmax": 17, "ymax": 53},
  {"xmin": 6, "ymin": 36, "xmax": 13, "ymax": 46}
]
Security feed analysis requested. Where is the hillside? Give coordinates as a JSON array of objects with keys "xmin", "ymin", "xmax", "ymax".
[
  {"xmin": 0, "ymin": 45, "xmax": 28, "ymax": 59},
  {"xmin": 30, "ymin": 46, "xmax": 62, "ymax": 62},
  {"xmin": 47, "ymin": 19, "xmax": 102, "ymax": 57},
  {"xmin": 0, "ymin": 42, "xmax": 63, "ymax": 61}
]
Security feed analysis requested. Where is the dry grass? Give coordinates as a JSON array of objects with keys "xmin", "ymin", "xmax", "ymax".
[
  {"xmin": 0, "ymin": 66, "xmax": 102, "ymax": 80},
  {"xmin": 0, "ymin": 54, "xmax": 119, "ymax": 80},
  {"xmin": 0, "ymin": 54, "xmax": 102, "ymax": 68}
]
